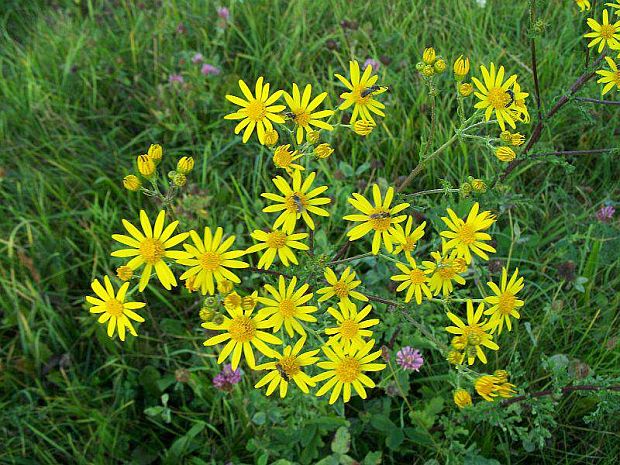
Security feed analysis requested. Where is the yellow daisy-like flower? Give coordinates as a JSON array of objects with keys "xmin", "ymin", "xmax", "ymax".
[
  {"xmin": 422, "ymin": 249, "xmax": 467, "ymax": 296},
  {"xmin": 344, "ymin": 184, "xmax": 410, "ymax": 255},
  {"xmin": 472, "ymin": 63, "xmax": 520, "ymax": 131},
  {"xmin": 325, "ymin": 302, "xmax": 379, "ymax": 351},
  {"xmin": 575, "ymin": 0, "xmax": 591, "ymax": 11},
  {"xmin": 257, "ymin": 276, "xmax": 317, "ymax": 337},
  {"xmin": 254, "ymin": 338, "xmax": 319, "ymax": 398},
  {"xmin": 261, "ymin": 171, "xmax": 331, "ymax": 233},
  {"xmin": 111, "ymin": 210, "xmax": 189, "ymax": 292},
  {"xmin": 314, "ymin": 339, "xmax": 386, "ymax": 404},
  {"xmin": 507, "ymin": 81, "xmax": 530, "ymax": 124},
  {"xmin": 224, "ymin": 77, "xmax": 286, "ymax": 144},
  {"xmin": 445, "ymin": 300, "xmax": 499, "ymax": 365},
  {"xmin": 272, "ymin": 144, "xmax": 304, "ymax": 175},
  {"xmin": 584, "ymin": 10, "xmax": 620, "ymax": 53},
  {"xmin": 334, "ymin": 61, "xmax": 387, "ymax": 123},
  {"xmin": 453, "ymin": 389, "xmax": 473, "ymax": 408},
  {"xmin": 316, "ymin": 266, "xmax": 369, "ymax": 310},
  {"xmin": 475, "ymin": 375, "xmax": 516, "ymax": 401},
  {"xmin": 392, "ymin": 217, "xmax": 426, "ymax": 258},
  {"xmin": 177, "ymin": 227, "xmax": 249, "ymax": 295},
  {"xmin": 203, "ymin": 304, "xmax": 282, "ymax": 370},
  {"xmin": 86, "ymin": 276, "xmax": 146, "ymax": 341},
  {"xmin": 596, "ymin": 57, "xmax": 620, "ymax": 95},
  {"xmin": 390, "ymin": 257, "xmax": 433, "ymax": 304},
  {"xmin": 484, "ymin": 267, "xmax": 525, "ymax": 334},
  {"xmin": 246, "ymin": 229, "xmax": 309, "ymax": 270},
  {"xmin": 440, "ymin": 203, "xmax": 497, "ymax": 264},
  {"xmin": 283, "ymin": 83, "xmax": 334, "ymax": 144}
]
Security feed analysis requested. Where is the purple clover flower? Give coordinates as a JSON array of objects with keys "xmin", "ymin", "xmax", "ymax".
[
  {"xmin": 596, "ymin": 205, "xmax": 615, "ymax": 223},
  {"xmin": 396, "ymin": 347, "xmax": 424, "ymax": 371},
  {"xmin": 192, "ymin": 53, "xmax": 204, "ymax": 64},
  {"xmin": 213, "ymin": 364, "xmax": 242, "ymax": 391},
  {"xmin": 217, "ymin": 6, "xmax": 230, "ymax": 21},
  {"xmin": 201, "ymin": 63, "xmax": 221, "ymax": 76},
  {"xmin": 363, "ymin": 58, "xmax": 381, "ymax": 72},
  {"xmin": 168, "ymin": 74, "xmax": 184, "ymax": 84}
]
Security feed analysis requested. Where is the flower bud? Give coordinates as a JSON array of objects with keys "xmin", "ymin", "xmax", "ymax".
[
  {"xmin": 422, "ymin": 47, "xmax": 436, "ymax": 65},
  {"xmin": 263, "ymin": 130, "xmax": 279, "ymax": 147},
  {"xmin": 460, "ymin": 182, "xmax": 472, "ymax": 198},
  {"xmin": 422, "ymin": 65, "xmax": 435, "ymax": 77},
  {"xmin": 172, "ymin": 173, "xmax": 187, "ymax": 187},
  {"xmin": 453, "ymin": 55, "xmax": 470, "ymax": 79},
  {"xmin": 242, "ymin": 294, "xmax": 258, "ymax": 311},
  {"xmin": 306, "ymin": 130, "xmax": 320, "ymax": 144},
  {"xmin": 353, "ymin": 119, "xmax": 376, "ymax": 136},
  {"xmin": 510, "ymin": 132, "xmax": 526, "ymax": 146},
  {"xmin": 314, "ymin": 143, "xmax": 334, "ymax": 159},
  {"xmin": 217, "ymin": 279, "xmax": 234, "ymax": 295},
  {"xmin": 199, "ymin": 307, "xmax": 215, "ymax": 322},
  {"xmin": 116, "ymin": 266, "xmax": 133, "ymax": 281},
  {"xmin": 459, "ymin": 82, "xmax": 473, "ymax": 97},
  {"xmin": 446, "ymin": 350, "xmax": 464, "ymax": 365},
  {"xmin": 415, "ymin": 61, "xmax": 425, "ymax": 71},
  {"xmin": 471, "ymin": 179, "xmax": 487, "ymax": 193},
  {"xmin": 123, "ymin": 174, "xmax": 141, "ymax": 191},
  {"xmin": 434, "ymin": 58, "xmax": 447, "ymax": 73},
  {"xmin": 148, "ymin": 144, "xmax": 163, "ymax": 163},
  {"xmin": 453, "ymin": 389, "xmax": 473, "ymax": 408},
  {"xmin": 177, "ymin": 156, "xmax": 194, "ymax": 174},
  {"xmin": 493, "ymin": 370, "xmax": 509, "ymax": 384},
  {"xmin": 203, "ymin": 296, "xmax": 219, "ymax": 308},
  {"xmin": 495, "ymin": 146, "xmax": 516, "ymax": 162},
  {"xmin": 137, "ymin": 155, "xmax": 155, "ymax": 178}
]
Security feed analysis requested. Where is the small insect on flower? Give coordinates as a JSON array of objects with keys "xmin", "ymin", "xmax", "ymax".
[
  {"xmin": 335, "ymin": 60, "xmax": 387, "ymax": 123},
  {"xmin": 445, "ymin": 300, "xmax": 499, "ymax": 365},
  {"xmin": 453, "ymin": 389, "xmax": 473, "ymax": 408},
  {"xmin": 352, "ymin": 119, "xmax": 376, "ymax": 136},
  {"xmin": 111, "ymin": 210, "xmax": 189, "ymax": 291},
  {"xmin": 396, "ymin": 346, "xmax": 424, "ymax": 371},
  {"xmin": 255, "ymin": 338, "xmax": 319, "ymax": 398},
  {"xmin": 484, "ymin": 267, "xmax": 525, "ymax": 334},
  {"xmin": 472, "ymin": 63, "xmax": 524, "ymax": 131},
  {"xmin": 177, "ymin": 156, "xmax": 194, "ymax": 174},
  {"xmin": 137, "ymin": 154, "xmax": 155, "ymax": 178},
  {"xmin": 440, "ymin": 203, "xmax": 496, "ymax": 264},
  {"xmin": 314, "ymin": 143, "xmax": 334, "ymax": 159},
  {"xmin": 123, "ymin": 174, "xmax": 141, "ymax": 191},
  {"xmin": 390, "ymin": 257, "xmax": 433, "ymax": 304},
  {"xmin": 272, "ymin": 144, "xmax": 304, "ymax": 175},
  {"xmin": 283, "ymin": 83, "xmax": 334, "ymax": 144},
  {"xmin": 317, "ymin": 266, "xmax": 369, "ymax": 310},
  {"xmin": 224, "ymin": 77, "xmax": 286, "ymax": 144},
  {"xmin": 596, "ymin": 57, "xmax": 620, "ymax": 95},
  {"xmin": 584, "ymin": 10, "xmax": 620, "ymax": 53},
  {"xmin": 325, "ymin": 302, "xmax": 379, "ymax": 351},
  {"xmin": 246, "ymin": 228, "xmax": 309, "ymax": 270},
  {"xmin": 495, "ymin": 146, "xmax": 516, "ymax": 162},
  {"xmin": 344, "ymin": 184, "xmax": 410, "ymax": 255},
  {"xmin": 314, "ymin": 339, "xmax": 386, "ymax": 404},
  {"xmin": 86, "ymin": 276, "xmax": 146, "ymax": 341}
]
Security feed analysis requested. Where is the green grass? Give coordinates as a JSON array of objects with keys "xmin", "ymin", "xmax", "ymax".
[{"xmin": 1, "ymin": 0, "xmax": 619, "ymax": 463}]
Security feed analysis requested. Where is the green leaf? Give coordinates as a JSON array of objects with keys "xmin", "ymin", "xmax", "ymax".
[
  {"xmin": 331, "ymin": 426, "xmax": 350, "ymax": 454},
  {"xmin": 252, "ymin": 411, "xmax": 267, "ymax": 425},
  {"xmin": 370, "ymin": 414, "xmax": 395, "ymax": 432},
  {"xmin": 362, "ymin": 451, "xmax": 382, "ymax": 465},
  {"xmin": 386, "ymin": 428, "xmax": 404, "ymax": 450}
]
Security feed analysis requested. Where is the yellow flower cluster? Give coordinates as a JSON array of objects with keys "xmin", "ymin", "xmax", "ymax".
[
  {"xmin": 123, "ymin": 144, "xmax": 195, "ymax": 191},
  {"xmin": 583, "ymin": 8, "xmax": 620, "ymax": 95},
  {"xmin": 453, "ymin": 370, "xmax": 516, "ymax": 408}
]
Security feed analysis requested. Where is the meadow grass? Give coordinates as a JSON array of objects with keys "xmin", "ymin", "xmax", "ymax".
[{"xmin": 1, "ymin": 0, "xmax": 619, "ymax": 463}]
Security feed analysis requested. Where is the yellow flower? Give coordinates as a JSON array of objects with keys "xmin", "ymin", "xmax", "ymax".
[
  {"xmin": 283, "ymin": 83, "xmax": 334, "ymax": 144},
  {"xmin": 422, "ymin": 249, "xmax": 467, "ymax": 296},
  {"xmin": 264, "ymin": 129, "xmax": 279, "ymax": 146},
  {"xmin": 314, "ymin": 143, "xmax": 334, "ymax": 159},
  {"xmin": 123, "ymin": 175, "xmax": 141, "ymax": 191},
  {"xmin": 606, "ymin": 1, "xmax": 620, "ymax": 15},
  {"xmin": 177, "ymin": 156, "xmax": 194, "ymax": 174},
  {"xmin": 223, "ymin": 291, "xmax": 243, "ymax": 311},
  {"xmin": 176, "ymin": 227, "xmax": 249, "ymax": 295},
  {"xmin": 246, "ymin": 229, "xmax": 309, "ymax": 269},
  {"xmin": 325, "ymin": 302, "xmax": 379, "ymax": 351},
  {"xmin": 472, "ymin": 63, "xmax": 520, "ymax": 131},
  {"xmin": 352, "ymin": 119, "xmax": 376, "ymax": 136},
  {"xmin": 224, "ymin": 77, "xmax": 286, "ymax": 144},
  {"xmin": 510, "ymin": 133, "xmax": 526, "ymax": 146},
  {"xmin": 495, "ymin": 146, "xmax": 516, "ymax": 162},
  {"xmin": 446, "ymin": 350, "xmax": 465, "ymax": 365},
  {"xmin": 445, "ymin": 300, "xmax": 499, "ymax": 365},
  {"xmin": 471, "ymin": 179, "xmax": 487, "ymax": 193},
  {"xmin": 254, "ymin": 338, "xmax": 319, "ymax": 398},
  {"xmin": 493, "ymin": 369, "xmax": 509, "ymax": 384},
  {"xmin": 314, "ymin": 339, "xmax": 386, "ymax": 404},
  {"xmin": 390, "ymin": 257, "xmax": 433, "ymax": 304},
  {"xmin": 453, "ymin": 389, "xmax": 473, "ymax": 408},
  {"xmin": 202, "ymin": 304, "xmax": 282, "ymax": 370},
  {"xmin": 335, "ymin": 60, "xmax": 387, "ymax": 123},
  {"xmin": 306, "ymin": 130, "xmax": 320, "ymax": 144},
  {"xmin": 272, "ymin": 144, "xmax": 304, "ymax": 174},
  {"xmin": 474, "ymin": 375, "xmax": 516, "ymax": 401},
  {"xmin": 596, "ymin": 56, "xmax": 620, "ymax": 95},
  {"xmin": 440, "ymin": 203, "xmax": 496, "ymax": 263},
  {"xmin": 575, "ymin": 0, "xmax": 591, "ymax": 11},
  {"xmin": 116, "ymin": 265, "xmax": 133, "ymax": 281},
  {"xmin": 242, "ymin": 291, "xmax": 259, "ymax": 311},
  {"xmin": 217, "ymin": 279, "xmax": 234, "ymax": 295},
  {"xmin": 422, "ymin": 65, "xmax": 434, "ymax": 77},
  {"xmin": 392, "ymin": 217, "xmax": 426, "ymax": 258},
  {"xmin": 459, "ymin": 82, "xmax": 473, "ymax": 97},
  {"xmin": 434, "ymin": 59, "xmax": 447, "ymax": 73},
  {"xmin": 343, "ymin": 184, "xmax": 409, "ymax": 255},
  {"xmin": 111, "ymin": 210, "xmax": 188, "ymax": 291},
  {"xmin": 137, "ymin": 154, "xmax": 155, "ymax": 178},
  {"xmin": 453, "ymin": 55, "xmax": 470, "ymax": 78},
  {"xmin": 148, "ymin": 144, "xmax": 163, "ymax": 163},
  {"xmin": 484, "ymin": 267, "xmax": 525, "ymax": 334},
  {"xmin": 86, "ymin": 276, "xmax": 146, "ymax": 341},
  {"xmin": 584, "ymin": 10, "xmax": 620, "ymax": 53},
  {"xmin": 422, "ymin": 47, "xmax": 436, "ymax": 65},
  {"xmin": 257, "ymin": 276, "xmax": 317, "ymax": 337},
  {"xmin": 261, "ymin": 171, "xmax": 331, "ymax": 233},
  {"xmin": 199, "ymin": 307, "xmax": 214, "ymax": 322},
  {"xmin": 508, "ymin": 81, "xmax": 530, "ymax": 123},
  {"xmin": 171, "ymin": 173, "xmax": 186, "ymax": 187},
  {"xmin": 317, "ymin": 266, "xmax": 369, "ymax": 309}
]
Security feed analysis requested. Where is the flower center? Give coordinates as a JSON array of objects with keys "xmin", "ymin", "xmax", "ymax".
[
  {"xmin": 463, "ymin": 326, "xmax": 485, "ymax": 346},
  {"xmin": 266, "ymin": 231, "xmax": 287, "ymax": 249},
  {"xmin": 105, "ymin": 299, "xmax": 124, "ymax": 317},
  {"xmin": 487, "ymin": 87, "xmax": 511, "ymax": 109},
  {"xmin": 274, "ymin": 147, "xmax": 294, "ymax": 167},
  {"xmin": 369, "ymin": 209, "xmax": 392, "ymax": 231},
  {"xmin": 409, "ymin": 269, "xmax": 427, "ymax": 285},
  {"xmin": 340, "ymin": 319, "xmax": 360, "ymax": 339},
  {"xmin": 600, "ymin": 24, "xmax": 616, "ymax": 40},
  {"xmin": 402, "ymin": 236, "xmax": 417, "ymax": 251},
  {"xmin": 614, "ymin": 71, "xmax": 620, "ymax": 84},
  {"xmin": 245, "ymin": 99, "xmax": 267, "ymax": 121},
  {"xmin": 277, "ymin": 355, "xmax": 301, "ymax": 377},
  {"xmin": 335, "ymin": 356, "xmax": 361, "ymax": 383},
  {"xmin": 497, "ymin": 292, "xmax": 516, "ymax": 314},
  {"xmin": 228, "ymin": 316, "xmax": 256, "ymax": 342},
  {"xmin": 457, "ymin": 224, "xmax": 476, "ymax": 244},
  {"xmin": 437, "ymin": 263, "xmax": 456, "ymax": 279},
  {"xmin": 353, "ymin": 85, "xmax": 372, "ymax": 105},
  {"xmin": 279, "ymin": 299, "xmax": 296, "ymax": 318},
  {"xmin": 293, "ymin": 111, "xmax": 311, "ymax": 127},
  {"xmin": 333, "ymin": 281, "xmax": 350, "ymax": 298},
  {"xmin": 200, "ymin": 251, "xmax": 221, "ymax": 271},
  {"xmin": 285, "ymin": 192, "xmax": 307, "ymax": 213},
  {"xmin": 139, "ymin": 238, "xmax": 165, "ymax": 264}
]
